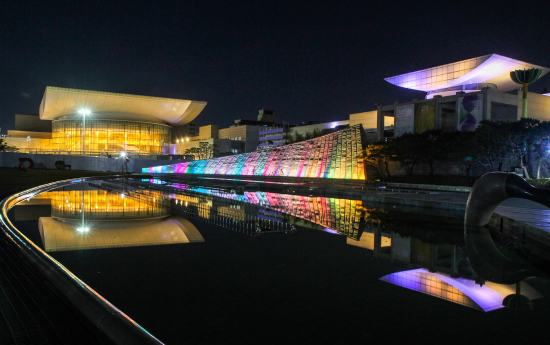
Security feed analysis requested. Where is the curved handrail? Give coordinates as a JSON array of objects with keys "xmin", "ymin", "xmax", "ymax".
[
  {"xmin": 464, "ymin": 172, "xmax": 550, "ymax": 284},
  {"xmin": 0, "ymin": 174, "xmax": 164, "ymax": 345}
]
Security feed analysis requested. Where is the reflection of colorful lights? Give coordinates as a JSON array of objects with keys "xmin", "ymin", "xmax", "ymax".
[
  {"xmin": 143, "ymin": 125, "xmax": 366, "ymax": 180},
  {"xmin": 380, "ymin": 268, "xmax": 541, "ymax": 312},
  {"xmin": 141, "ymin": 179, "xmax": 166, "ymax": 184},
  {"xmin": 197, "ymin": 177, "xmax": 304, "ymax": 185},
  {"xmin": 150, "ymin": 180, "xmax": 362, "ymax": 238}
]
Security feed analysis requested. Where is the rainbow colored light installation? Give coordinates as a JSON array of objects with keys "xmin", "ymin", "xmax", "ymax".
[
  {"xmin": 144, "ymin": 125, "xmax": 367, "ymax": 180},
  {"xmin": 155, "ymin": 181, "xmax": 364, "ymax": 239}
]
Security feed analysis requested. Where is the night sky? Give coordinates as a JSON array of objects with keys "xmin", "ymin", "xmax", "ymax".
[{"xmin": 1, "ymin": 0, "xmax": 549, "ymax": 132}]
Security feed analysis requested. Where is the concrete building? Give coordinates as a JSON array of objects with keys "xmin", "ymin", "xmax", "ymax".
[
  {"xmin": 169, "ymin": 124, "xmax": 245, "ymax": 157},
  {"xmin": 219, "ymin": 125, "xmax": 260, "ymax": 153},
  {"xmin": 375, "ymin": 54, "xmax": 550, "ymax": 140}
]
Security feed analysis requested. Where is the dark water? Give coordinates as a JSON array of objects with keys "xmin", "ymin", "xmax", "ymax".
[{"xmin": 9, "ymin": 178, "xmax": 550, "ymax": 344}]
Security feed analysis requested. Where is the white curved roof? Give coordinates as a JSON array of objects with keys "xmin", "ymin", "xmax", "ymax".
[
  {"xmin": 38, "ymin": 215, "xmax": 204, "ymax": 251},
  {"xmin": 39, "ymin": 86, "xmax": 207, "ymax": 125},
  {"xmin": 385, "ymin": 54, "xmax": 550, "ymax": 93},
  {"xmin": 380, "ymin": 268, "xmax": 541, "ymax": 312}
]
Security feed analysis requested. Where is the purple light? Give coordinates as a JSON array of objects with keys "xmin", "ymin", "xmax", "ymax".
[{"xmin": 380, "ymin": 268, "xmax": 541, "ymax": 312}]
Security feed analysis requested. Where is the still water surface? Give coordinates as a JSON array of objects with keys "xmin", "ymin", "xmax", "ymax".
[{"xmin": 9, "ymin": 178, "xmax": 550, "ymax": 344}]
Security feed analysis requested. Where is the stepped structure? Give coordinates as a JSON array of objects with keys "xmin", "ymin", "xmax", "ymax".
[{"xmin": 144, "ymin": 124, "xmax": 367, "ymax": 180}]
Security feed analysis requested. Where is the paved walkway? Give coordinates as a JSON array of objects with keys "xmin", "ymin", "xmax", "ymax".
[{"xmin": 0, "ymin": 236, "xmax": 98, "ymax": 345}]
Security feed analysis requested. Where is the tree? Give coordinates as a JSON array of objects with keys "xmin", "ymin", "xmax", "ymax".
[
  {"xmin": 0, "ymin": 138, "xmax": 18, "ymax": 152},
  {"xmin": 474, "ymin": 120, "xmax": 515, "ymax": 173},
  {"xmin": 392, "ymin": 133, "xmax": 425, "ymax": 175},
  {"xmin": 357, "ymin": 141, "xmax": 394, "ymax": 178},
  {"xmin": 184, "ymin": 146, "xmax": 200, "ymax": 160},
  {"xmin": 415, "ymin": 130, "xmax": 449, "ymax": 176},
  {"xmin": 185, "ymin": 142, "xmax": 219, "ymax": 160}
]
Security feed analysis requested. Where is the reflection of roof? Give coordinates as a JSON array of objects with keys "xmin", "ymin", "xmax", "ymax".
[
  {"xmin": 385, "ymin": 54, "xmax": 550, "ymax": 93},
  {"xmin": 39, "ymin": 215, "xmax": 204, "ymax": 251},
  {"xmin": 39, "ymin": 86, "xmax": 207, "ymax": 125},
  {"xmin": 380, "ymin": 268, "xmax": 541, "ymax": 312}
]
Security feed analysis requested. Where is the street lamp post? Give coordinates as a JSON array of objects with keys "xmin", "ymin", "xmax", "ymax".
[{"xmin": 78, "ymin": 109, "xmax": 91, "ymax": 156}]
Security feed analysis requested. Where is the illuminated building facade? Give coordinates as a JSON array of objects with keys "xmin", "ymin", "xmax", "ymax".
[
  {"xmin": 52, "ymin": 119, "xmax": 171, "ymax": 154},
  {"xmin": 28, "ymin": 189, "xmax": 204, "ymax": 251},
  {"xmin": 6, "ymin": 86, "xmax": 207, "ymax": 155},
  {"xmin": 377, "ymin": 54, "xmax": 550, "ymax": 139},
  {"xmin": 144, "ymin": 124, "xmax": 367, "ymax": 180}
]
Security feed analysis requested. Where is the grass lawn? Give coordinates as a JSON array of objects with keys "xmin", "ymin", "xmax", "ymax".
[{"xmin": 0, "ymin": 168, "xmax": 120, "ymax": 200}]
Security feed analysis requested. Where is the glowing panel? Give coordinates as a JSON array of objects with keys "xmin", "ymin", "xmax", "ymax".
[
  {"xmin": 380, "ymin": 269, "xmax": 541, "ymax": 312},
  {"xmin": 144, "ymin": 124, "xmax": 367, "ymax": 180}
]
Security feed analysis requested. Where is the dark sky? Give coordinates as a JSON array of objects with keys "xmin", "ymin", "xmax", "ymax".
[{"xmin": 1, "ymin": 0, "xmax": 549, "ymax": 131}]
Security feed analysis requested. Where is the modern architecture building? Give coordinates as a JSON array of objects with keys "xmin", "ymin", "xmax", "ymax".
[
  {"xmin": 7, "ymin": 87, "xmax": 207, "ymax": 154},
  {"xmin": 376, "ymin": 54, "xmax": 550, "ymax": 139}
]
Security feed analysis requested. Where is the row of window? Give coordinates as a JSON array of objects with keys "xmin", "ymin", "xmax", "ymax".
[{"xmin": 52, "ymin": 120, "xmax": 171, "ymax": 153}]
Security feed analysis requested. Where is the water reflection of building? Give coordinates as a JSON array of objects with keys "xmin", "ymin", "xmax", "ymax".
[
  {"xmin": 17, "ymin": 188, "xmax": 204, "ymax": 252},
  {"xmin": 39, "ymin": 216, "xmax": 203, "ymax": 252},
  {"xmin": 123, "ymin": 179, "xmax": 544, "ymax": 312},
  {"xmin": 380, "ymin": 268, "xmax": 541, "ymax": 312},
  {"xmin": 46, "ymin": 189, "xmax": 168, "ymax": 220},
  {"xmin": 118, "ymin": 179, "xmax": 365, "ymax": 237}
]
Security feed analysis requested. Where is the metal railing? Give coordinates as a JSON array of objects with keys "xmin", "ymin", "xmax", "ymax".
[{"xmin": 0, "ymin": 174, "xmax": 164, "ymax": 345}]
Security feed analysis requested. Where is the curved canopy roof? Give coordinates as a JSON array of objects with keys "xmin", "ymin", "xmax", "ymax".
[
  {"xmin": 38, "ymin": 215, "xmax": 204, "ymax": 251},
  {"xmin": 39, "ymin": 86, "xmax": 207, "ymax": 126},
  {"xmin": 380, "ymin": 268, "xmax": 541, "ymax": 312},
  {"xmin": 385, "ymin": 54, "xmax": 549, "ymax": 94}
]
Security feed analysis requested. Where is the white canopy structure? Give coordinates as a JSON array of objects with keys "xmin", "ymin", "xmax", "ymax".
[
  {"xmin": 39, "ymin": 216, "xmax": 204, "ymax": 251},
  {"xmin": 39, "ymin": 86, "xmax": 207, "ymax": 125},
  {"xmin": 380, "ymin": 268, "xmax": 541, "ymax": 312},
  {"xmin": 385, "ymin": 54, "xmax": 550, "ymax": 98}
]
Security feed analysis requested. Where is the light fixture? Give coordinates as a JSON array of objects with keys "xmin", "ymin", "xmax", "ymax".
[{"xmin": 78, "ymin": 109, "xmax": 91, "ymax": 156}]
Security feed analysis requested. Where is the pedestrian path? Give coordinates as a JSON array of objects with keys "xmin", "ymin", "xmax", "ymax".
[{"xmin": 0, "ymin": 236, "xmax": 99, "ymax": 345}]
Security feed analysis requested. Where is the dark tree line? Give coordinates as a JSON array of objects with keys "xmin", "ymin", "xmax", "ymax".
[
  {"xmin": 287, "ymin": 128, "xmax": 324, "ymax": 144},
  {"xmin": 358, "ymin": 118, "xmax": 550, "ymax": 179}
]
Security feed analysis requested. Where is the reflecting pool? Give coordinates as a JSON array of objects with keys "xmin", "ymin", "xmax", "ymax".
[{"xmin": 9, "ymin": 177, "xmax": 550, "ymax": 344}]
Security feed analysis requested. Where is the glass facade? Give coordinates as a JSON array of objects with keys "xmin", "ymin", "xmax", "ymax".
[
  {"xmin": 52, "ymin": 119, "xmax": 171, "ymax": 154},
  {"xmin": 46, "ymin": 190, "xmax": 168, "ymax": 220}
]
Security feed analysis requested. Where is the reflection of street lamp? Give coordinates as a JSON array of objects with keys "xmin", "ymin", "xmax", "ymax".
[
  {"xmin": 76, "ymin": 189, "xmax": 89, "ymax": 232},
  {"xmin": 78, "ymin": 109, "xmax": 91, "ymax": 156}
]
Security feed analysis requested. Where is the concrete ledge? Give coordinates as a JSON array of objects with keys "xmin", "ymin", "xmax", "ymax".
[{"xmin": 384, "ymin": 182, "xmax": 471, "ymax": 193}]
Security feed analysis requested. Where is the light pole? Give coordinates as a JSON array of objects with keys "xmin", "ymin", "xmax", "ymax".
[{"xmin": 78, "ymin": 109, "xmax": 91, "ymax": 156}]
